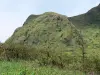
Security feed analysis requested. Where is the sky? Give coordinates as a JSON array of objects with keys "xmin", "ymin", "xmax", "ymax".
[{"xmin": 0, "ymin": 0, "xmax": 100, "ymax": 42}]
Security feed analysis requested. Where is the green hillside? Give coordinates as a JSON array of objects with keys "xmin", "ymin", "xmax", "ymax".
[
  {"xmin": 69, "ymin": 4, "xmax": 100, "ymax": 28},
  {"xmin": 1, "ymin": 4, "xmax": 100, "ymax": 74},
  {"xmin": 6, "ymin": 12, "xmax": 82, "ymax": 51},
  {"xmin": 69, "ymin": 4, "xmax": 100, "ymax": 73},
  {"xmin": 69, "ymin": 4, "xmax": 100, "ymax": 51}
]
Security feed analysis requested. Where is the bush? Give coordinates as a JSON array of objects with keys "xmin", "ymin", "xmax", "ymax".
[
  {"xmin": 0, "ymin": 43, "xmax": 38, "ymax": 61},
  {"xmin": 0, "ymin": 43, "xmax": 100, "ymax": 73}
]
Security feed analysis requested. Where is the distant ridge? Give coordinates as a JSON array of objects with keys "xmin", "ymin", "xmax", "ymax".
[{"xmin": 69, "ymin": 4, "xmax": 100, "ymax": 27}]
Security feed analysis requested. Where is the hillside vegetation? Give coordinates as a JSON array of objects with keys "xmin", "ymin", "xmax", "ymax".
[
  {"xmin": 0, "ymin": 4, "xmax": 100, "ymax": 75},
  {"xmin": 69, "ymin": 4, "xmax": 100, "ymax": 27},
  {"xmin": 6, "ymin": 12, "xmax": 82, "ymax": 51}
]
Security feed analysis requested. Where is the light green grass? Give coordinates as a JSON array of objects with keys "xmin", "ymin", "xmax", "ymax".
[{"xmin": 0, "ymin": 61, "xmax": 84, "ymax": 75}]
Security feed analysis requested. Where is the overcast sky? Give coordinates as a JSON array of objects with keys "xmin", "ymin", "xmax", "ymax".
[{"xmin": 0, "ymin": 0, "xmax": 100, "ymax": 42}]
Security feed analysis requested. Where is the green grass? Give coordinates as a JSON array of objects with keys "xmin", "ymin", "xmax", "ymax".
[{"xmin": 0, "ymin": 61, "xmax": 84, "ymax": 75}]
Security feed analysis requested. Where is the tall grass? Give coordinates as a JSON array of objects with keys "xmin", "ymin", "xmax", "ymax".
[{"xmin": 0, "ymin": 60, "xmax": 84, "ymax": 75}]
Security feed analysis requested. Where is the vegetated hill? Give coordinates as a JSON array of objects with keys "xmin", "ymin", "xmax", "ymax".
[
  {"xmin": 69, "ymin": 4, "xmax": 100, "ymax": 46},
  {"xmin": 69, "ymin": 4, "xmax": 100, "ymax": 66},
  {"xmin": 2, "ymin": 8, "xmax": 100, "ymax": 73},
  {"xmin": 69, "ymin": 4, "xmax": 100, "ymax": 28},
  {"xmin": 6, "ymin": 12, "xmax": 82, "ymax": 51}
]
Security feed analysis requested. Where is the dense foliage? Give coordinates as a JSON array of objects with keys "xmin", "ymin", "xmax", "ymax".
[
  {"xmin": 0, "ymin": 42, "xmax": 100, "ymax": 74},
  {"xmin": 1, "ymin": 4, "xmax": 100, "ymax": 75}
]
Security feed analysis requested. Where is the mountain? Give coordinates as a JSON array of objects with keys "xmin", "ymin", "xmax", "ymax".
[
  {"xmin": 5, "ymin": 4, "xmax": 100, "ymax": 51},
  {"xmin": 6, "ymin": 12, "xmax": 82, "ymax": 51},
  {"xmin": 3, "ymin": 5, "xmax": 100, "ymax": 73},
  {"xmin": 69, "ymin": 4, "xmax": 100, "ymax": 28},
  {"xmin": 69, "ymin": 4, "xmax": 100, "ymax": 59}
]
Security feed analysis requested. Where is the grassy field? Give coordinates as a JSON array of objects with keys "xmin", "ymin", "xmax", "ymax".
[{"xmin": 0, "ymin": 60, "xmax": 84, "ymax": 75}]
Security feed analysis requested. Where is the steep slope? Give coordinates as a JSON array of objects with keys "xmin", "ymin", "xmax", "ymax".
[
  {"xmin": 69, "ymin": 4, "xmax": 100, "ymax": 60},
  {"xmin": 6, "ymin": 12, "xmax": 81, "ymax": 51},
  {"xmin": 69, "ymin": 4, "xmax": 100, "ymax": 28}
]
